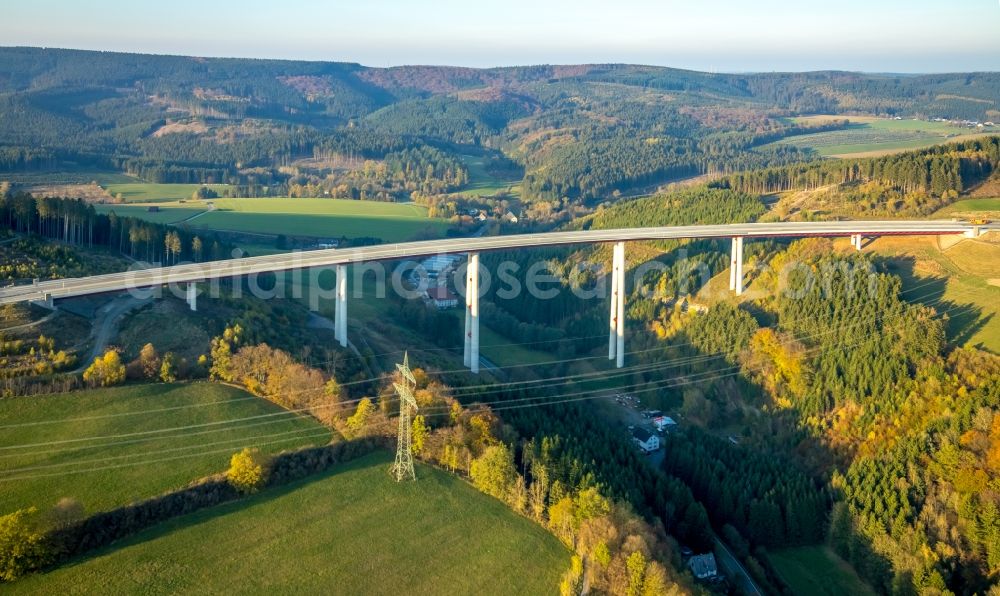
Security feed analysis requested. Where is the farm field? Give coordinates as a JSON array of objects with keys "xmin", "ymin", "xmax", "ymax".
[
  {"xmin": 769, "ymin": 546, "xmax": 876, "ymax": 596},
  {"xmin": 96, "ymin": 197, "xmax": 450, "ymax": 242},
  {"xmin": 0, "ymin": 383, "xmax": 331, "ymax": 514},
  {"xmin": 13, "ymin": 451, "xmax": 570, "ymax": 595},
  {"xmin": 769, "ymin": 115, "xmax": 995, "ymax": 158}
]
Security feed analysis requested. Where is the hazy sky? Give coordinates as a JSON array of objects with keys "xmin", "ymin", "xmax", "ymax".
[{"xmin": 2, "ymin": 0, "xmax": 998, "ymax": 72}]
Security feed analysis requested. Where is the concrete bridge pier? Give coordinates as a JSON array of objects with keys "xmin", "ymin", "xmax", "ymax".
[
  {"xmin": 186, "ymin": 282, "xmax": 197, "ymax": 311},
  {"xmin": 335, "ymin": 265, "xmax": 347, "ymax": 347},
  {"xmin": 731, "ymin": 237, "xmax": 744, "ymax": 295},
  {"xmin": 850, "ymin": 234, "xmax": 863, "ymax": 250},
  {"xmin": 608, "ymin": 242, "xmax": 625, "ymax": 368},
  {"xmin": 464, "ymin": 253, "xmax": 480, "ymax": 373}
]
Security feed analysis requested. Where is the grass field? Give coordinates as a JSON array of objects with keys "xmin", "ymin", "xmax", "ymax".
[
  {"xmin": 933, "ymin": 198, "xmax": 1000, "ymax": 219},
  {"xmin": 14, "ymin": 451, "xmax": 570, "ymax": 595},
  {"xmin": 0, "ymin": 383, "xmax": 331, "ymax": 514},
  {"xmin": 868, "ymin": 235, "xmax": 1000, "ymax": 353},
  {"xmin": 769, "ymin": 116, "xmax": 996, "ymax": 158},
  {"xmin": 93, "ymin": 203, "xmax": 207, "ymax": 224},
  {"xmin": 458, "ymin": 154, "xmax": 522, "ymax": 198},
  {"xmin": 440, "ymin": 309, "xmax": 555, "ymax": 367},
  {"xmin": 101, "ymin": 182, "xmax": 230, "ymax": 203},
  {"xmin": 769, "ymin": 546, "xmax": 876, "ymax": 596},
  {"xmin": 96, "ymin": 197, "xmax": 450, "ymax": 242}
]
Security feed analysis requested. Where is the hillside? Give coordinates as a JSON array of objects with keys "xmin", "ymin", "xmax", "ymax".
[{"xmin": 2, "ymin": 47, "xmax": 999, "ymax": 217}]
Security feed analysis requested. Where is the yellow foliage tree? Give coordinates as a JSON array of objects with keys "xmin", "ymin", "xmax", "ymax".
[
  {"xmin": 626, "ymin": 550, "xmax": 647, "ymax": 596},
  {"xmin": 346, "ymin": 398, "xmax": 375, "ymax": 434},
  {"xmin": 548, "ymin": 496, "xmax": 577, "ymax": 546},
  {"xmin": 559, "ymin": 555, "xmax": 584, "ymax": 596},
  {"xmin": 0, "ymin": 507, "xmax": 49, "ymax": 582},
  {"xmin": 747, "ymin": 328, "xmax": 808, "ymax": 401},
  {"xmin": 226, "ymin": 448, "xmax": 268, "ymax": 494},
  {"xmin": 82, "ymin": 349, "xmax": 126, "ymax": 387},
  {"xmin": 411, "ymin": 415, "xmax": 429, "ymax": 455},
  {"xmin": 987, "ymin": 416, "xmax": 1000, "ymax": 473}
]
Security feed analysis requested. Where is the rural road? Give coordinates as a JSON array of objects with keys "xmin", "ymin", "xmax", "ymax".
[
  {"xmin": 0, "ymin": 310, "xmax": 57, "ymax": 332},
  {"xmin": 73, "ymin": 294, "xmax": 152, "ymax": 372},
  {"xmin": 614, "ymin": 396, "xmax": 763, "ymax": 595},
  {"xmin": 714, "ymin": 538, "xmax": 763, "ymax": 596}
]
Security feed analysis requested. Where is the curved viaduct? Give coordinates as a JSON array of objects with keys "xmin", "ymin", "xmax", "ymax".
[{"xmin": 1, "ymin": 219, "xmax": 992, "ymax": 372}]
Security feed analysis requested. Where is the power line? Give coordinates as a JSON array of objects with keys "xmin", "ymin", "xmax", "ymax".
[
  {"xmin": 0, "ymin": 279, "xmax": 969, "ymax": 454},
  {"xmin": 1, "ymin": 425, "xmax": 332, "ymax": 475},
  {"xmin": 2, "ymin": 298, "xmax": 982, "ymax": 483},
  {"xmin": 0, "ymin": 409, "xmax": 340, "ymax": 460},
  {"xmin": 0, "ymin": 395, "xmax": 264, "ymax": 430},
  {"xmin": 0, "ymin": 429, "xmax": 335, "ymax": 483}
]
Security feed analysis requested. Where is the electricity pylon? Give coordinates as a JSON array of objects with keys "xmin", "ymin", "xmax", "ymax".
[{"xmin": 390, "ymin": 352, "xmax": 418, "ymax": 482}]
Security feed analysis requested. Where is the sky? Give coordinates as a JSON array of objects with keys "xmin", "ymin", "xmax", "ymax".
[{"xmin": 2, "ymin": 0, "xmax": 998, "ymax": 72}]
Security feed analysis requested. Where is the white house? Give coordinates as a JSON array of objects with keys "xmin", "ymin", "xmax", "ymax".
[{"xmin": 632, "ymin": 428, "xmax": 659, "ymax": 452}]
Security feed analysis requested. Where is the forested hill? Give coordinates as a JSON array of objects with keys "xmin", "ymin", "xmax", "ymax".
[
  {"xmin": 2, "ymin": 46, "xmax": 999, "ymax": 205},
  {"xmin": 715, "ymin": 136, "xmax": 1000, "ymax": 217},
  {"xmin": 3, "ymin": 47, "xmax": 999, "ymax": 120}
]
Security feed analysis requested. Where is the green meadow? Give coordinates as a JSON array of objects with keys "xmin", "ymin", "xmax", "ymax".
[
  {"xmin": 13, "ymin": 451, "xmax": 570, "ymax": 595},
  {"xmin": 770, "ymin": 116, "xmax": 995, "ymax": 157},
  {"xmin": 101, "ymin": 181, "xmax": 230, "ymax": 203},
  {"xmin": 769, "ymin": 546, "xmax": 876, "ymax": 596},
  {"xmin": 97, "ymin": 197, "xmax": 449, "ymax": 242},
  {"xmin": 0, "ymin": 383, "xmax": 330, "ymax": 514},
  {"xmin": 457, "ymin": 154, "xmax": 522, "ymax": 198}
]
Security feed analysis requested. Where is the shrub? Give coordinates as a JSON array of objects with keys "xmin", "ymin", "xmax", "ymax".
[{"xmin": 45, "ymin": 498, "xmax": 84, "ymax": 530}]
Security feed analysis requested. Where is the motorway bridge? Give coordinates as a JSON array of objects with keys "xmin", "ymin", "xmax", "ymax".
[{"xmin": 1, "ymin": 220, "xmax": 992, "ymax": 372}]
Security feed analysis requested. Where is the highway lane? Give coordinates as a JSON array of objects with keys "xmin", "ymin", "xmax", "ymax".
[{"xmin": 1, "ymin": 220, "xmax": 992, "ymax": 305}]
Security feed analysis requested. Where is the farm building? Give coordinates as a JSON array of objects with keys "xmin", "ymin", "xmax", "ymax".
[
  {"xmin": 426, "ymin": 285, "xmax": 459, "ymax": 310},
  {"xmin": 652, "ymin": 416, "xmax": 677, "ymax": 432},
  {"xmin": 421, "ymin": 254, "xmax": 461, "ymax": 276},
  {"xmin": 688, "ymin": 553, "xmax": 718, "ymax": 580}
]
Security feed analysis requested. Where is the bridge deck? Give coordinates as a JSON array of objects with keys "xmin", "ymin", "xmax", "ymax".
[{"xmin": 0, "ymin": 220, "xmax": 989, "ymax": 305}]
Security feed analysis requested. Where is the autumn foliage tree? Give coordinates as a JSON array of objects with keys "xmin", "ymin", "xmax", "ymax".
[
  {"xmin": 226, "ymin": 448, "xmax": 268, "ymax": 494},
  {"xmin": 0, "ymin": 508, "xmax": 49, "ymax": 582},
  {"xmin": 82, "ymin": 349, "xmax": 126, "ymax": 388}
]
